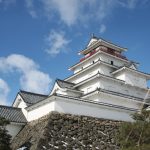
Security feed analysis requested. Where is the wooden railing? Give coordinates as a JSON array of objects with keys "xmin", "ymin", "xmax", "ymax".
[{"xmin": 80, "ymin": 47, "xmax": 127, "ymax": 62}]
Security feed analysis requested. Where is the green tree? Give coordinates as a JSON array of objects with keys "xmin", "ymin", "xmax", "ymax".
[
  {"xmin": 0, "ymin": 117, "xmax": 12, "ymax": 150},
  {"xmin": 117, "ymin": 109, "xmax": 150, "ymax": 150}
]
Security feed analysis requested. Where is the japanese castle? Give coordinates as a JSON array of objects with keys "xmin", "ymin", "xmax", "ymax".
[{"xmin": 0, "ymin": 36, "xmax": 150, "ymax": 139}]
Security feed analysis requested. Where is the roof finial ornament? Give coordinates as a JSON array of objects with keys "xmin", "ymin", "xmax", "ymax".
[
  {"xmin": 91, "ymin": 33, "xmax": 98, "ymax": 39},
  {"xmin": 91, "ymin": 33, "xmax": 95, "ymax": 38}
]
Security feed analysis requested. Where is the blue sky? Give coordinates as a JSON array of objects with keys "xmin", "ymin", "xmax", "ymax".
[{"xmin": 0, "ymin": 0, "xmax": 150, "ymax": 105}]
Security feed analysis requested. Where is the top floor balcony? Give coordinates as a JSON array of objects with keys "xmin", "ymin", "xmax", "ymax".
[{"xmin": 80, "ymin": 46, "xmax": 128, "ymax": 62}]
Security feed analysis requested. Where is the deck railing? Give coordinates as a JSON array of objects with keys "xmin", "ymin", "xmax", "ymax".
[{"xmin": 80, "ymin": 47, "xmax": 127, "ymax": 62}]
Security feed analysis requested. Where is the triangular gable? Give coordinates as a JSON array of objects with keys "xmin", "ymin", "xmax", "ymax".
[
  {"xmin": 19, "ymin": 90, "xmax": 48, "ymax": 106},
  {"xmin": 12, "ymin": 93, "xmax": 27, "ymax": 108},
  {"xmin": 129, "ymin": 64, "xmax": 137, "ymax": 70},
  {"xmin": 50, "ymin": 79, "xmax": 82, "ymax": 96},
  {"xmin": 13, "ymin": 90, "xmax": 48, "ymax": 108},
  {"xmin": 87, "ymin": 37, "xmax": 98, "ymax": 47},
  {"xmin": 50, "ymin": 82, "xmax": 61, "ymax": 95}
]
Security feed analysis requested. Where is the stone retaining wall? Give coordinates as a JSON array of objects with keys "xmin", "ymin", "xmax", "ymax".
[{"xmin": 11, "ymin": 112, "xmax": 121, "ymax": 150}]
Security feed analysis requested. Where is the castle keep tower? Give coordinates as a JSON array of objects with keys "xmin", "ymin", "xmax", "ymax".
[{"xmin": 1, "ymin": 36, "xmax": 150, "ymax": 138}]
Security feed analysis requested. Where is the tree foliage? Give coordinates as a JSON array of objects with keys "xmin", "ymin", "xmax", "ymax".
[
  {"xmin": 117, "ymin": 110, "xmax": 150, "ymax": 150},
  {"xmin": 0, "ymin": 117, "xmax": 12, "ymax": 150}
]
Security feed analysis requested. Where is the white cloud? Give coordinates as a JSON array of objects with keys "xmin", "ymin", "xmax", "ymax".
[
  {"xmin": 118, "ymin": 0, "xmax": 148, "ymax": 9},
  {"xmin": 1, "ymin": 0, "xmax": 148, "ymax": 26},
  {"xmin": 20, "ymin": 70, "xmax": 51, "ymax": 94},
  {"xmin": 41, "ymin": 0, "xmax": 115, "ymax": 26},
  {"xmin": 45, "ymin": 30, "xmax": 70, "ymax": 56},
  {"xmin": 40, "ymin": 0, "xmax": 148, "ymax": 26},
  {"xmin": 25, "ymin": 0, "xmax": 37, "ymax": 18},
  {"xmin": 100, "ymin": 24, "xmax": 106, "ymax": 34},
  {"xmin": 0, "ymin": 54, "xmax": 52, "ymax": 94},
  {"xmin": 41, "ymin": 0, "xmax": 79, "ymax": 26},
  {"xmin": 5, "ymin": 54, "xmax": 38, "ymax": 72},
  {"xmin": 95, "ymin": 0, "xmax": 116, "ymax": 21},
  {"xmin": 0, "ymin": 78, "xmax": 10, "ymax": 105}
]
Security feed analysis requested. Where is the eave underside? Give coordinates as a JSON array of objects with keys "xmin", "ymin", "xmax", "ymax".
[
  {"xmin": 54, "ymin": 93, "xmax": 138, "ymax": 112},
  {"xmin": 79, "ymin": 39, "xmax": 127, "ymax": 55}
]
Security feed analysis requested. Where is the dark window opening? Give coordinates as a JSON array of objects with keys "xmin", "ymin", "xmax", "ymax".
[{"xmin": 111, "ymin": 61, "xmax": 114, "ymax": 65}]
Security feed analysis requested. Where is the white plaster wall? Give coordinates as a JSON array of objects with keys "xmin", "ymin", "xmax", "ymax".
[
  {"xmin": 79, "ymin": 78, "xmax": 100, "ymax": 94},
  {"xmin": 74, "ymin": 54, "xmax": 100, "ymax": 74},
  {"xmin": 69, "ymin": 63, "xmax": 115, "ymax": 84},
  {"xmin": 114, "ymin": 71, "xmax": 147, "ymax": 88},
  {"xmin": 6, "ymin": 123, "xmax": 23, "ymax": 139},
  {"xmin": 66, "ymin": 90, "xmax": 81, "ymax": 97},
  {"xmin": 13, "ymin": 94, "xmax": 22, "ymax": 107},
  {"xmin": 70, "ymin": 65, "xmax": 100, "ymax": 84},
  {"xmin": 17, "ymin": 100, "xmax": 27, "ymax": 109},
  {"xmin": 17, "ymin": 100, "xmax": 28, "ymax": 118},
  {"xmin": 100, "ymin": 53, "xmax": 127, "ymax": 67},
  {"xmin": 56, "ymin": 89, "xmax": 81, "ymax": 97},
  {"xmin": 13, "ymin": 94, "xmax": 28, "ymax": 119},
  {"xmin": 54, "ymin": 97, "xmax": 134, "ymax": 122},
  {"xmin": 26, "ymin": 95, "xmax": 136, "ymax": 122},
  {"xmin": 69, "ymin": 53, "xmax": 129, "ymax": 84},
  {"xmin": 24, "ymin": 93, "xmax": 141, "ymax": 123},
  {"xmin": 50, "ymin": 83, "xmax": 60, "ymax": 95},
  {"xmin": 27, "ymin": 101, "xmax": 55, "ymax": 121},
  {"xmin": 86, "ymin": 93, "xmax": 142, "ymax": 110},
  {"xmin": 77, "ymin": 76, "xmax": 149, "ymax": 99},
  {"xmin": 73, "ymin": 51, "xmax": 128, "ymax": 74},
  {"xmin": 125, "ymin": 71, "xmax": 147, "ymax": 88},
  {"xmin": 115, "ymin": 72, "xmax": 126, "ymax": 81},
  {"xmin": 99, "ymin": 77, "xmax": 147, "ymax": 99},
  {"xmin": 99, "ymin": 65, "xmax": 114, "ymax": 76},
  {"xmin": 73, "ymin": 75, "xmax": 148, "ymax": 99},
  {"xmin": 55, "ymin": 89, "xmax": 68, "ymax": 95}
]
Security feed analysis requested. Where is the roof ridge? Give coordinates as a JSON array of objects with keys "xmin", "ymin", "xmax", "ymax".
[
  {"xmin": 111, "ymin": 65, "xmax": 150, "ymax": 76},
  {"xmin": 0, "ymin": 105, "xmax": 21, "ymax": 110},
  {"xmin": 19, "ymin": 90, "xmax": 48, "ymax": 97},
  {"xmin": 80, "ymin": 36, "xmax": 127, "ymax": 54},
  {"xmin": 56, "ymin": 79, "xmax": 75, "ymax": 85},
  {"xmin": 96, "ymin": 36, "xmax": 127, "ymax": 49},
  {"xmin": 83, "ymin": 88, "xmax": 143, "ymax": 101}
]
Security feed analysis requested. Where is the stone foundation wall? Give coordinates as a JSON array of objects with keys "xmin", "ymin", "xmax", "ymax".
[{"xmin": 11, "ymin": 112, "xmax": 121, "ymax": 150}]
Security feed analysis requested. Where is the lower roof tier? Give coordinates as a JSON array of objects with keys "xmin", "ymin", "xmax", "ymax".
[{"xmin": 0, "ymin": 105, "xmax": 27, "ymax": 123}]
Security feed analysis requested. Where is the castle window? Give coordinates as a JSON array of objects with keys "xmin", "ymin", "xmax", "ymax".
[{"xmin": 111, "ymin": 61, "xmax": 114, "ymax": 65}]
